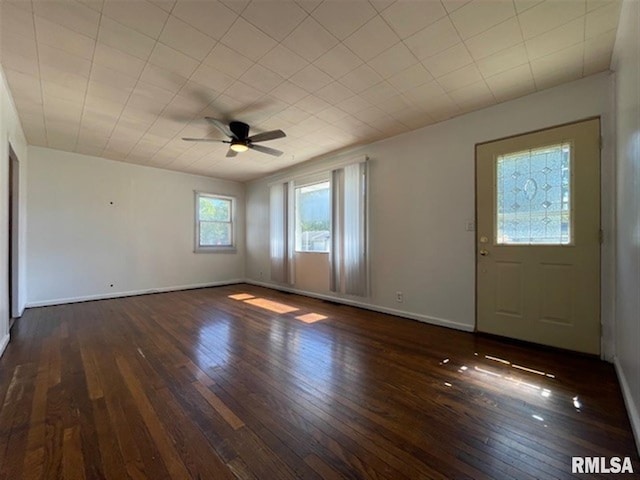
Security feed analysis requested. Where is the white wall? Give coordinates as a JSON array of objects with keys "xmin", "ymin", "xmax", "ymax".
[
  {"xmin": 27, "ymin": 147, "xmax": 245, "ymax": 305},
  {"xmin": 612, "ymin": 0, "xmax": 640, "ymax": 452},
  {"xmin": 246, "ymin": 73, "xmax": 615, "ymax": 342},
  {"xmin": 0, "ymin": 67, "xmax": 28, "ymax": 356}
]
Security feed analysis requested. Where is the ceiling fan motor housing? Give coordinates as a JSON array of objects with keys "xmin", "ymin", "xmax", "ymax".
[{"xmin": 229, "ymin": 121, "xmax": 250, "ymax": 140}]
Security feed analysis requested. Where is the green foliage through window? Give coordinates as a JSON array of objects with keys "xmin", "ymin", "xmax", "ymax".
[{"xmin": 197, "ymin": 194, "xmax": 233, "ymax": 248}]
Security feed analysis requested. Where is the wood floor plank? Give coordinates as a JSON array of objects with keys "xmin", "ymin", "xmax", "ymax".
[{"xmin": 0, "ymin": 284, "xmax": 638, "ymax": 480}]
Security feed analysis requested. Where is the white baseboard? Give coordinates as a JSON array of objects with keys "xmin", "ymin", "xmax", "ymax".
[
  {"xmin": 0, "ymin": 333, "xmax": 9, "ymax": 358},
  {"xmin": 245, "ymin": 279, "xmax": 474, "ymax": 332},
  {"xmin": 25, "ymin": 279, "xmax": 245, "ymax": 308},
  {"xmin": 614, "ymin": 357, "xmax": 640, "ymax": 456}
]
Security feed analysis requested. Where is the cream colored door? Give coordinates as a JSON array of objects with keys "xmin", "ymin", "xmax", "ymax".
[{"xmin": 476, "ymin": 118, "xmax": 601, "ymax": 354}]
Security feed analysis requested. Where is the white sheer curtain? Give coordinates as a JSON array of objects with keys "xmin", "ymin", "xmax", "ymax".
[
  {"xmin": 330, "ymin": 160, "xmax": 368, "ymax": 296},
  {"xmin": 269, "ymin": 182, "xmax": 293, "ymax": 284}
]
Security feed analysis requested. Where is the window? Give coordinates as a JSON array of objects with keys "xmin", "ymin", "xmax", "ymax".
[
  {"xmin": 295, "ymin": 181, "xmax": 331, "ymax": 252},
  {"xmin": 496, "ymin": 143, "xmax": 571, "ymax": 245},
  {"xmin": 195, "ymin": 192, "xmax": 235, "ymax": 252}
]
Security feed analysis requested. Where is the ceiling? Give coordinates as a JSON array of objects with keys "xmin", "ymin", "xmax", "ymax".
[{"xmin": 0, "ymin": 0, "xmax": 621, "ymax": 182}]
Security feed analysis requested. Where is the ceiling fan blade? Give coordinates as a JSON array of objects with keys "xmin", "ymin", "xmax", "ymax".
[
  {"xmin": 182, "ymin": 137, "xmax": 226, "ymax": 142},
  {"xmin": 205, "ymin": 117, "xmax": 234, "ymax": 138},
  {"xmin": 226, "ymin": 148, "xmax": 238, "ymax": 158},
  {"xmin": 249, "ymin": 144, "xmax": 284, "ymax": 157},
  {"xmin": 248, "ymin": 130, "xmax": 286, "ymax": 143}
]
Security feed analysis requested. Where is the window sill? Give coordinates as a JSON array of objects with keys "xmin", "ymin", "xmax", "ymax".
[{"xmin": 195, "ymin": 247, "xmax": 237, "ymax": 254}]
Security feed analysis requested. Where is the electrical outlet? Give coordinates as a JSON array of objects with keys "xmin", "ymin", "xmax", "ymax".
[
  {"xmin": 396, "ymin": 291, "xmax": 404, "ymax": 303},
  {"xmin": 466, "ymin": 221, "xmax": 475, "ymax": 231},
  {"xmin": 259, "ymin": 271, "xmax": 264, "ymax": 279}
]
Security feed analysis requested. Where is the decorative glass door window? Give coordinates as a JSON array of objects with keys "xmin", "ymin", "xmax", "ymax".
[{"xmin": 496, "ymin": 143, "xmax": 571, "ymax": 245}]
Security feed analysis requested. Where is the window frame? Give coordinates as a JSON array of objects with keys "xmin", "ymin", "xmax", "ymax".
[
  {"xmin": 194, "ymin": 191, "xmax": 237, "ymax": 253},
  {"xmin": 294, "ymin": 179, "xmax": 331, "ymax": 254}
]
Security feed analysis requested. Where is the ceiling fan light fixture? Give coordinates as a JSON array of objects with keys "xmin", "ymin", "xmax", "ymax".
[{"xmin": 230, "ymin": 142, "xmax": 249, "ymax": 153}]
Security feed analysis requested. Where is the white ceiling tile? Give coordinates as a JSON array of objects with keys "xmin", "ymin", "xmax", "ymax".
[
  {"xmin": 282, "ymin": 17, "xmax": 338, "ymax": 62},
  {"xmin": 314, "ymin": 44, "xmax": 363, "ymax": 79},
  {"xmin": 449, "ymin": 0, "xmax": 515, "ymax": 39},
  {"xmin": 33, "ymin": 1, "xmax": 101, "ymax": 38},
  {"xmin": 343, "ymin": 16, "xmax": 399, "ymax": 61},
  {"xmin": 223, "ymin": 81, "xmax": 264, "ymax": 104},
  {"xmin": 295, "ymin": 0, "xmax": 322, "ymax": 13},
  {"xmin": 436, "ymin": 64, "xmax": 483, "ymax": 93},
  {"xmin": 404, "ymin": 16, "xmax": 461, "ymax": 60},
  {"xmin": 339, "ymin": 64, "xmax": 383, "ymax": 93},
  {"xmin": 243, "ymin": 1, "xmax": 307, "ymax": 41},
  {"xmin": 102, "ymin": 0, "xmax": 169, "ymax": 38},
  {"xmin": 270, "ymin": 81, "xmax": 309, "ymax": 104},
  {"xmin": 587, "ymin": 0, "xmax": 615, "ymax": 12},
  {"xmin": 87, "ymin": 80, "xmax": 133, "ymax": 103},
  {"xmin": 42, "ymin": 80, "xmax": 87, "ymax": 104},
  {"xmin": 367, "ymin": 42, "xmax": 418, "ymax": 79},
  {"xmin": 93, "ymin": 42, "xmax": 147, "ymax": 77},
  {"xmin": 190, "ymin": 63, "xmax": 235, "ymax": 91},
  {"xmin": 315, "ymin": 81, "xmax": 355, "ymax": 104},
  {"xmin": 221, "ymin": 0, "xmax": 250, "ymax": 14},
  {"xmin": 476, "ymin": 43, "xmax": 528, "ymax": 77},
  {"xmin": 259, "ymin": 45, "xmax": 309, "ymax": 79},
  {"xmin": 530, "ymin": 43, "xmax": 584, "ymax": 90},
  {"xmin": 34, "ymin": 17, "xmax": 96, "ymax": 60},
  {"xmin": 381, "ymin": 1, "xmax": 447, "ymax": 39},
  {"xmin": 91, "ymin": 64, "xmax": 139, "ymax": 91},
  {"xmin": 139, "ymin": 63, "xmax": 189, "ymax": 93},
  {"xmin": 448, "ymin": 80, "xmax": 495, "ymax": 111},
  {"xmin": 98, "ymin": 16, "xmax": 157, "ymax": 60},
  {"xmin": 38, "ymin": 44, "xmax": 92, "ymax": 78},
  {"xmin": 525, "ymin": 17, "xmax": 584, "ymax": 60},
  {"xmin": 240, "ymin": 64, "xmax": 284, "ymax": 93},
  {"xmin": 315, "ymin": 106, "xmax": 349, "ymax": 123},
  {"xmin": 513, "ymin": 0, "xmax": 544, "ymax": 14},
  {"xmin": 441, "ymin": 0, "xmax": 472, "ymax": 14},
  {"xmin": 585, "ymin": 1, "xmax": 622, "ymax": 38},
  {"xmin": 387, "ymin": 63, "xmax": 433, "ymax": 92},
  {"xmin": 44, "ymin": 96, "xmax": 84, "ymax": 123},
  {"xmin": 518, "ymin": 0, "xmax": 586, "ymax": 39},
  {"xmin": 485, "ymin": 63, "xmax": 535, "ymax": 102},
  {"xmin": 203, "ymin": 44, "xmax": 253, "ymax": 79},
  {"xmin": 311, "ymin": 1, "xmax": 377, "ymax": 40},
  {"xmin": 584, "ymin": 28, "xmax": 617, "ymax": 59},
  {"xmin": 149, "ymin": 42, "xmax": 200, "ymax": 77},
  {"xmin": 220, "ymin": 18, "xmax": 278, "ymax": 61},
  {"xmin": 272, "ymin": 105, "xmax": 311, "ymax": 123},
  {"xmin": 374, "ymin": 94, "xmax": 413, "ymax": 115},
  {"xmin": 172, "ymin": 0, "xmax": 238, "ymax": 40},
  {"xmin": 1, "ymin": 2, "xmax": 35, "ymax": 39},
  {"xmin": 402, "ymin": 80, "xmax": 447, "ymax": 106},
  {"xmin": 0, "ymin": 33, "xmax": 39, "ymax": 76},
  {"xmin": 289, "ymin": 64, "xmax": 333, "ymax": 92},
  {"xmin": 159, "ymin": 15, "xmax": 217, "ymax": 60},
  {"xmin": 421, "ymin": 43, "xmax": 473, "ymax": 78},
  {"xmin": 463, "ymin": 17, "xmax": 523, "ymax": 60},
  {"xmin": 359, "ymin": 80, "xmax": 398, "ymax": 103},
  {"xmin": 420, "ymin": 94, "xmax": 461, "ymax": 122},
  {"xmin": 295, "ymin": 95, "xmax": 332, "ymax": 114},
  {"xmin": 148, "ymin": 0, "xmax": 176, "ymax": 13}
]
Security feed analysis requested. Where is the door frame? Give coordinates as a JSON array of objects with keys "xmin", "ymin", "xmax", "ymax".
[
  {"xmin": 8, "ymin": 144, "xmax": 20, "ymax": 321},
  {"xmin": 473, "ymin": 116, "xmax": 604, "ymax": 353}
]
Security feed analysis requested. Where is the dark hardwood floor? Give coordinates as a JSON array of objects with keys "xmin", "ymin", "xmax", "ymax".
[{"xmin": 0, "ymin": 284, "xmax": 638, "ymax": 479}]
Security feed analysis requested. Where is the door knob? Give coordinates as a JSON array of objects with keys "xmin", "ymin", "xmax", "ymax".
[{"xmin": 479, "ymin": 249, "xmax": 489, "ymax": 256}]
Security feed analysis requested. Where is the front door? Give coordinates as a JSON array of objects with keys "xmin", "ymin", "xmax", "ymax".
[{"xmin": 476, "ymin": 118, "xmax": 601, "ymax": 354}]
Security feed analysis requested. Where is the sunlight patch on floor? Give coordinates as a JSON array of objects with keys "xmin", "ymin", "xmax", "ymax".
[{"xmin": 295, "ymin": 313, "xmax": 328, "ymax": 324}]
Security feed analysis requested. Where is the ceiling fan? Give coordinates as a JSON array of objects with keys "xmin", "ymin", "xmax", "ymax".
[{"xmin": 183, "ymin": 117, "xmax": 286, "ymax": 157}]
